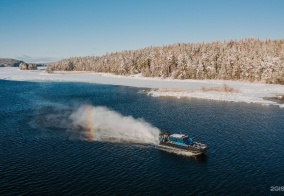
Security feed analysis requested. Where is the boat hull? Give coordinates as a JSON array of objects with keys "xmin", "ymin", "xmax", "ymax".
[{"xmin": 159, "ymin": 142, "xmax": 206, "ymax": 155}]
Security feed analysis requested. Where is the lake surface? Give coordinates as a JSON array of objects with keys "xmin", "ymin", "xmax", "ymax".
[{"xmin": 0, "ymin": 80, "xmax": 283, "ymax": 195}]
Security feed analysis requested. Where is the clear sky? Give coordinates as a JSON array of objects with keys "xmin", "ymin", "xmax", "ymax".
[{"xmin": 0, "ymin": 0, "xmax": 283, "ymax": 63}]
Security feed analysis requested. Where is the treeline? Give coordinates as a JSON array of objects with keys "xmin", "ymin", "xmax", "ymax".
[
  {"xmin": 0, "ymin": 58, "xmax": 24, "ymax": 67},
  {"xmin": 19, "ymin": 62, "xmax": 37, "ymax": 70},
  {"xmin": 47, "ymin": 38, "xmax": 284, "ymax": 84}
]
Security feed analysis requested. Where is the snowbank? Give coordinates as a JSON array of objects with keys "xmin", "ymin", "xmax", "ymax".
[{"xmin": 1, "ymin": 67, "xmax": 283, "ymax": 107}]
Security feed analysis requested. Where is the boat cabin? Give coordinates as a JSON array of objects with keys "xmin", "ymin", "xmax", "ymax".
[{"xmin": 168, "ymin": 133, "xmax": 193, "ymax": 146}]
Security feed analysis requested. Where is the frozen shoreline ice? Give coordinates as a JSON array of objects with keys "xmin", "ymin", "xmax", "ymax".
[{"xmin": 1, "ymin": 67, "xmax": 283, "ymax": 107}]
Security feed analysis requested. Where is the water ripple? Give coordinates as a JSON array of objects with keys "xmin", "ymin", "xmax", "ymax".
[{"xmin": 0, "ymin": 80, "xmax": 283, "ymax": 195}]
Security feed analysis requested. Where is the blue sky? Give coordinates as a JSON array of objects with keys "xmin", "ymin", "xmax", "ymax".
[{"xmin": 0, "ymin": 0, "xmax": 283, "ymax": 63}]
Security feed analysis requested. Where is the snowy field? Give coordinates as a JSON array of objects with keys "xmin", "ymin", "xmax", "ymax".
[{"xmin": 1, "ymin": 67, "xmax": 283, "ymax": 108}]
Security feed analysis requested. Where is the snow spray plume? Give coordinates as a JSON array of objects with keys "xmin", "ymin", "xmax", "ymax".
[
  {"xmin": 69, "ymin": 105, "xmax": 95, "ymax": 140},
  {"xmin": 69, "ymin": 105, "xmax": 160, "ymax": 144}
]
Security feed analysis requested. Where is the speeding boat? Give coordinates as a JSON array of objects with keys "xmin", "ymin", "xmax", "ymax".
[{"xmin": 159, "ymin": 131, "xmax": 207, "ymax": 155}]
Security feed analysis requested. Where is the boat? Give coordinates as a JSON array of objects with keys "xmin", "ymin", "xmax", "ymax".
[{"xmin": 158, "ymin": 131, "xmax": 207, "ymax": 155}]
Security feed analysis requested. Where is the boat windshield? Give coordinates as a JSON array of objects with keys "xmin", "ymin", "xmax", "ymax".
[{"xmin": 183, "ymin": 137, "xmax": 193, "ymax": 145}]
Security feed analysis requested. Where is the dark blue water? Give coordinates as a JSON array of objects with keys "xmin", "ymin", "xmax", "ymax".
[{"xmin": 0, "ymin": 80, "xmax": 283, "ymax": 195}]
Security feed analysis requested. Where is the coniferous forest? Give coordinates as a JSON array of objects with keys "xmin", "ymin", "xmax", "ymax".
[{"xmin": 47, "ymin": 38, "xmax": 284, "ymax": 84}]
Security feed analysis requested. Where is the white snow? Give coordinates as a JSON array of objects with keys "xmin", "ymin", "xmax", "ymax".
[{"xmin": 1, "ymin": 67, "xmax": 283, "ymax": 107}]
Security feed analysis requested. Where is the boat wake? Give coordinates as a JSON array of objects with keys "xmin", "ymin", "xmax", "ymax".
[
  {"xmin": 31, "ymin": 104, "xmax": 161, "ymax": 145},
  {"xmin": 156, "ymin": 145, "xmax": 199, "ymax": 157}
]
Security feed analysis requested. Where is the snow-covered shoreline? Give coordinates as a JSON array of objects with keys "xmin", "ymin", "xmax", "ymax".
[{"xmin": 1, "ymin": 67, "xmax": 284, "ymax": 107}]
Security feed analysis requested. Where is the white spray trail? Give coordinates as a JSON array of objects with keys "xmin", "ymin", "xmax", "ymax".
[{"xmin": 69, "ymin": 105, "xmax": 161, "ymax": 145}]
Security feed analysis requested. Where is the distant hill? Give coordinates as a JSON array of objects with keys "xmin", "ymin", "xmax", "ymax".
[
  {"xmin": 0, "ymin": 58, "xmax": 24, "ymax": 67},
  {"xmin": 47, "ymin": 38, "xmax": 283, "ymax": 84},
  {"xmin": 0, "ymin": 58, "xmax": 48, "ymax": 70}
]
